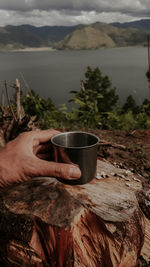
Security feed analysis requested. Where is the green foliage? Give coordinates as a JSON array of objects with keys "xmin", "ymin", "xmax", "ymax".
[
  {"xmin": 22, "ymin": 90, "xmax": 56, "ymax": 117},
  {"xmin": 39, "ymin": 104, "xmax": 72, "ymax": 129},
  {"xmin": 69, "ymin": 88, "xmax": 102, "ymax": 128},
  {"xmin": 100, "ymin": 108, "xmax": 138, "ymax": 131},
  {"xmin": 122, "ymin": 95, "xmax": 139, "ymax": 114},
  {"xmin": 69, "ymin": 66, "xmax": 119, "ymax": 128},
  {"xmin": 10, "ymin": 89, "xmax": 70, "ymax": 129},
  {"xmin": 4, "ymin": 66, "xmax": 150, "ymax": 131},
  {"xmin": 140, "ymin": 99, "xmax": 150, "ymax": 115},
  {"xmin": 83, "ymin": 66, "xmax": 119, "ymax": 112}
]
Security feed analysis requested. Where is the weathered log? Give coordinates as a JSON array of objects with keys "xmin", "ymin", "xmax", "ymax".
[{"xmin": 0, "ymin": 159, "xmax": 150, "ymax": 267}]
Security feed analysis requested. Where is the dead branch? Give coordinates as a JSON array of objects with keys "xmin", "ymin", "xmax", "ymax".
[
  {"xmin": 0, "ymin": 88, "xmax": 5, "ymax": 106},
  {"xmin": 13, "ymin": 79, "xmax": 22, "ymax": 122},
  {"xmin": 0, "ymin": 78, "xmax": 38, "ymax": 145},
  {"xmin": 0, "ymin": 103, "xmax": 5, "ymax": 115},
  {"xmin": 4, "ymin": 81, "xmax": 17, "ymax": 121},
  {"xmin": 20, "ymin": 72, "xmax": 32, "ymax": 96},
  {"xmin": 0, "ymin": 89, "xmax": 5, "ymax": 115},
  {"xmin": 81, "ymin": 80, "xmax": 85, "ymax": 91},
  {"xmin": 99, "ymin": 139, "xmax": 126, "ymax": 150}
]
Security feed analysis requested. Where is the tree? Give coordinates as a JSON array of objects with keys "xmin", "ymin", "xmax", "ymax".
[
  {"xmin": 69, "ymin": 66, "xmax": 119, "ymax": 128},
  {"xmin": 69, "ymin": 87, "xmax": 103, "ymax": 128},
  {"xmin": 122, "ymin": 95, "xmax": 139, "ymax": 114},
  {"xmin": 141, "ymin": 98, "xmax": 150, "ymax": 115},
  {"xmin": 83, "ymin": 66, "xmax": 119, "ymax": 112}
]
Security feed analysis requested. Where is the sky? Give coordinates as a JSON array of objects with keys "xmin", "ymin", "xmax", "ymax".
[{"xmin": 0, "ymin": 0, "xmax": 149, "ymax": 27}]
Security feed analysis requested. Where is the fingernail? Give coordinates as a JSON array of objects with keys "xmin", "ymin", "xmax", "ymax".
[{"xmin": 69, "ymin": 166, "xmax": 81, "ymax": 179}]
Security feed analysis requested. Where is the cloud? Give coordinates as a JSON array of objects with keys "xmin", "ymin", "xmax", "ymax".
[
  {"xmin": 0, "ymin": 0, "xmax": 149, "ymax": 27},
  {"xmin": 0, "ymin": 0, "xmax": 149, "ymax": 15},
  {"xmin": 0, "ymin": 9, "xmax": 144, "ymax": 27}
]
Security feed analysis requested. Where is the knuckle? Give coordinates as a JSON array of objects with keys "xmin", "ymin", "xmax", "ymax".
[{"xmin": 54, "ymin": 164, "xmax": 69, "ymax": 178}]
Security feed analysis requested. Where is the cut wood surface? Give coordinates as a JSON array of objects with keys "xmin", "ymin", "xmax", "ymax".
[{"xmin": 0, "ymin": 159, "xmax": 150, "ymax": 267}]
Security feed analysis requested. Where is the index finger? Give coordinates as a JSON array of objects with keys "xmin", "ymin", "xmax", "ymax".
[{"xmin": 32, "ymin": 129, "xmax": 60, "ymax": 145}]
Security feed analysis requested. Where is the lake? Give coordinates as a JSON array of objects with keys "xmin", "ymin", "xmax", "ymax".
[{"xmin": 0, "ymin": 47, "xmax": 149, "ymax": 108}]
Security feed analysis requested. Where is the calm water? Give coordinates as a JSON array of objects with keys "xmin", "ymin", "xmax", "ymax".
[{"xmin": 0, "ymin": 47, "xmax": 149, "ymax": 107}]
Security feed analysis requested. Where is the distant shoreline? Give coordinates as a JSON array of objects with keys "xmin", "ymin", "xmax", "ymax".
[
  {"xmin": 0, "ymin": 45, "xmax": 144, "ymax": 53},
  {"xmin": 0, "ymin": 46, "xmax": 56, "ymax": 52},
  {"xmin": 11, "ymin": 46, "xmax": 56, "ymax": 52}
]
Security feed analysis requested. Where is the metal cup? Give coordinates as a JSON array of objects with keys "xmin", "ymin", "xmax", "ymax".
[{"xmin": 51, "ymin": 131, "xmax": 100, "ymax": 185}]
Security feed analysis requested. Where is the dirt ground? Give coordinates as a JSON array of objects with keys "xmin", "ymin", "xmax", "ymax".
[{"xmin": 89, "ymin": 129, "xmax": 150, "ymax": 181}]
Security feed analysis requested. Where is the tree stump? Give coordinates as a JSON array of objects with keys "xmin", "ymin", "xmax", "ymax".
[{"xmin": 0, "ymin": 159, "xmax": 150, "ymax": 267}]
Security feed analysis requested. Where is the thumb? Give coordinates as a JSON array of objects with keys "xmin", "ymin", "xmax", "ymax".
[{"xmin": 31, "ymin": 158, "xmax": 81, "ymax": 180}]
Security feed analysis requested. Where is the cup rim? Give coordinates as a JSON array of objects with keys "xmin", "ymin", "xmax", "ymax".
[{"xmin": 51, "ymin": 131, "xmax": 100, "ymax": 149}]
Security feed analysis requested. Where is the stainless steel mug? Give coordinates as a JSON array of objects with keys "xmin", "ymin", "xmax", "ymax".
[{"xmin": 51, "ymin": 131, "xmax": 100, "ymax": 185}]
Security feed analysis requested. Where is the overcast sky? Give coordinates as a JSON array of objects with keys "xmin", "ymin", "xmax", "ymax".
[{"xmin": 0, "ymin": 0, "xmax": 149, "ymax": 27}]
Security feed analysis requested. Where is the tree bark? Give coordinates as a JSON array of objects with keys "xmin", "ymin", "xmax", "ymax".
[{"xmin": 0, "ymin": 159, "xmax": 150, "ymax": 267}]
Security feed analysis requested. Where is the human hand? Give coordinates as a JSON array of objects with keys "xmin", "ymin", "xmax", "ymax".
[{"xmin": 0, "ymin": 130, "xmax": 81, "ymax": 188}]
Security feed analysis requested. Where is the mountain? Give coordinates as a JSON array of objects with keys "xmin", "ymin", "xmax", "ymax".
[
  {"xmin": 55, "ymin": 25, "xmax": 116, "ymax": 50},
  {"xmin": 0, "ymin": 20, "xmax": 149, "ymax": 51},
  {"xmin": 111, "ymin": 19, "xmax": 150, "ymax": 31},
  {"xmin": 0, "ymin": 24, "xmax": 77, "ymax": 50},
  {"xmin": 55, "ymin": 21, "xmax": 148, "ymax": 50}
]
